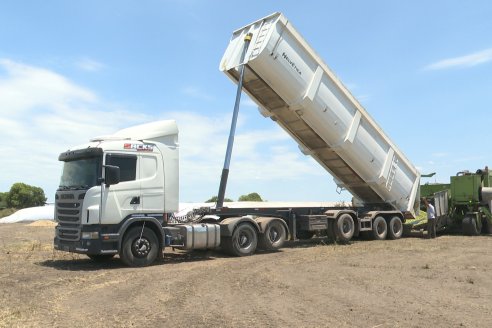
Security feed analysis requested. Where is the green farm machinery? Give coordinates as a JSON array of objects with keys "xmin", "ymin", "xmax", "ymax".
[{"xmin": 416, "ymin": 167, "xmax": 492, "ymax": 235}]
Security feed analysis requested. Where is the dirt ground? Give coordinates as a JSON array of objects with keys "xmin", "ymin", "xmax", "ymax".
[{"xmin": 0, "ymin": 222, "xmax": 491, "ymax": 328}]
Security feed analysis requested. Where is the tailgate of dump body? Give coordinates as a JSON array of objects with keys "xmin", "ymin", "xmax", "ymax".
[{"xmin": 220, "ymin": 13, "xmax": 420, "ymax": 216}]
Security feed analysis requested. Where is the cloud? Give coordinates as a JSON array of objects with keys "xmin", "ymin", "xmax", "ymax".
[
  {"xmin": 242, "ymin": 97, "xmax": 258, "ymax": 108},
  {"xmin": 0, "ymin": 59, "xmax": 96, "ymax": 114},
  {"xmin": 424, "ymin": 48, "xmax": 492, "ymax": 70},
  {"xmin": 0, "ymin": 59, "xmax": 149, "ymax": 199},
  {"xmin": 181, "ymin": 86, "xmax": 215, "ymax": 101},
  {"xmin": 0, "ymin": 59, "xmax": 330, "ymax": 203},
  {"xmin": 169, "ymin": 110, "xmax": 324, "ymax": 185},
  {"xmin": 75, "ymin": 57, "xmax": 105, "ymax": 72}
]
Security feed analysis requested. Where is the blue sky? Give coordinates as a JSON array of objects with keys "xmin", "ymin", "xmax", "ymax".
[{"xmin": 0, "ymin": 1, "xmax": 491, "ymax": 203}]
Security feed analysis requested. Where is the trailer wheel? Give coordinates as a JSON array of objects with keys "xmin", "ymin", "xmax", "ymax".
[
  {"xmin": 222, "ymin": 223, "xmax": 258, "ymax": 256},
  {"xmin": 462, "ymin": 216, "xmax": 479, "ymax": 236},
  {"xmin": 259, "ymin": 220, "xmax": 287, "ymax": 250},
  {"xmin": 87, "ymin": 254, "xmax": 115, "ymax": 262},
  {"xmin": 387, "ymin": 216, "xmax": 403, "ymax": 240},
  {"xmin": 335, "ymin": 214, "xmax": 355, "ymax": 243},
  {"xmin": 120, "ymin": 226, "xmax": 159, "ymax": 267},
  {"xmin": 372, "ymin": 216, "xmax": 387, "ymax": 240}
]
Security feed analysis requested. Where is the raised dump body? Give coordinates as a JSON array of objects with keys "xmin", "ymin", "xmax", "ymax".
[{"xmin": 221, "ymin": 12, "xmax": 420, "ymax": 215}]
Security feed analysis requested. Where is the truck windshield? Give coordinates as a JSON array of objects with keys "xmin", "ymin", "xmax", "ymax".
[{"xmin": 59, "ymin": 157, "xmax": 101, "ymax": 190}]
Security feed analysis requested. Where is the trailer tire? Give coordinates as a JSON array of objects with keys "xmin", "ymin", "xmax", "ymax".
[
  {"xmin": 222, "ymin": 223, "xmax": 258, "ymax": 256},
  {"xmin": 462, "ymin": 216, "xmax": 479, "ymax": 236},
  {"xmin": 87, "ymin": 254, "xmax": 115, "ymax": 262},
  {"xmin": 387, "ymin": 216, "xmax": 403, "ymax": 240},
  {"xmin": 259, "ymin": 220, "xmax": 287, "ymax": 250},
  {"xmin": 120, "ymin": 226, "xmax": 159, "ymax": 267},
  {"xmin": 335, "ymin": 214, "xmax": 355, "ymax": 243},
  {"xmin": 326, "ymin": 219, "xmax": 336, "ymax": 242},
  {"xmin": 372, "ymin": 216, "xmax": 387, "ymax": 240}
]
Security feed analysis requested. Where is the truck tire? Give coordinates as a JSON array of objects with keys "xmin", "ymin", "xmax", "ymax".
[
  {"xmin": 259, "ymin": 220, "xmax": 287, "ymax": 250},
  {"xmin": 387, "ymin": 216, "xmax": 403, "ymax": 240},
  {"xmin": 462, "ymin": 216, "xmax": 479, "ymax": 236},
  {"xmin": 372, "ymin": 216, "xmax": 387, "ymax": 240},
  {"xmin": 335, "ymin": 214, "xmax": 355, "ymax": 243},
  {"xmin": 87, "ymin": 254, "xmax": 115, "ymax": 262},
  {"xmin": 222, "ymin": 223, "xmax": 258, "ymax": 256},
  {"xmin": 120, "ymin": 226, "xmax": 159, "ymax": 267},
  {"xmin": 481, "ymin": 218, "xmax": 492, "ymax": 234}
]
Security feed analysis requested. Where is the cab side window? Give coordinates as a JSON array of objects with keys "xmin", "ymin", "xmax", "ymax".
[{"xmin": 106, "ymin": 154, "xmax": 137, "ymax": 182}]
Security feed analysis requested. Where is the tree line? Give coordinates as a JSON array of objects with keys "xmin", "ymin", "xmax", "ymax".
[
  {"xmin": 0, "ymin": 183, "xmax": 47, "ymax": 210},
  {"xmin": 0, "ymin": 183, "xmax": 262, "ymax": 213},
  {"xmin": 205, "ymin": 192, "xmax": 263, "ymax": 203}
]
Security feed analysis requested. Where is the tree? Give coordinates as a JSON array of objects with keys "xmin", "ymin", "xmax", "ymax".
[
  {"xmin": 6, "ymin": 183, "xmax": 47, "ymax": 209},
  {"xmin": 238, "ymin": 192, "xmax": 263, "ymax": 202},
  {"xmin": 0, "ymin": 192, "xmax": 8, "ymax": 209},
  {"xmin": 205, "ymin": 195, "xmax": 234, "ymax": 203}
]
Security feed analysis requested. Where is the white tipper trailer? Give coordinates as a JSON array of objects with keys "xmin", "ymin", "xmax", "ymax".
[{"xmin": 54, "ymin": 12, "xmax": 420, "ymax": 267}]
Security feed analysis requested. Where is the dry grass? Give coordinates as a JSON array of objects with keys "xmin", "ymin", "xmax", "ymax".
[
  {"xmin": 26, "ymin": 220, "xmax": 57, "ymax": 227},
  {"xmin": 0, "ymin": 208, "xmax": 16, "ymax": 219}
]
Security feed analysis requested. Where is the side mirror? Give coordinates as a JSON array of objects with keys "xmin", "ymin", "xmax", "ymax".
[{"xmin": 104, "ymin": 165, "xmax": 120, "ymax": 186}]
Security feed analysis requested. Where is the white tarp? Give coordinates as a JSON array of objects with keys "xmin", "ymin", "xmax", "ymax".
[
  {"xmin": 0, "ymin": 203, "xmax": 210, "ymax": 224},
  {"xmin": 0, "ymin": 205, "xmax": 55, "ymax": 223},
  {"xmin": 0, "ymin": 201, "xmax": 339, "ymax": 223}
]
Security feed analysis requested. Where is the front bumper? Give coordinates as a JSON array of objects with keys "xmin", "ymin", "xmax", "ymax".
[{"xmin": 54, "ymin": 225, "xmax": 119, "ymax": 255}]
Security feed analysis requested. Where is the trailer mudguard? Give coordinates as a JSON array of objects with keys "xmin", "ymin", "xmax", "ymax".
[
  {"xmin": 325, "ymin": 209, "xmax": 359, "ymax": 237},
  {"xmin": 254, "ymin": 216, "xmax": 289, "ymax": 236},
  {"xmin": 219, "ymin": 216, "xmax": 261, "ymax": 237}
]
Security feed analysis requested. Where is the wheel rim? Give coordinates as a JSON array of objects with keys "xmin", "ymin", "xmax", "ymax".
[
  {"xmin": 268, "ymin": 226, "xmax": 280, "ymax": 243},
  {"xmin": 238, "ymin": 230, "xmax": 253, "ymax": 249},
  {"xmin": 376, "ymin": 221, "xmax": 385, "ymax": 236},
  {"xmin": 132, "ymin": 237, "xmax": 151, "ymax": 258},
  {"xmin": 342, "ymin": 218, "xmax": 353, "ymax": 234},
  {"xmin": 392, "ymin": 220, "xmax": 402, "ymax": 234}
]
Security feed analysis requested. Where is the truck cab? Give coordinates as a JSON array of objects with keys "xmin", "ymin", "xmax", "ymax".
[{"xmin": 54, "ymin": 120, "xmax": 179, "ymax": 264}]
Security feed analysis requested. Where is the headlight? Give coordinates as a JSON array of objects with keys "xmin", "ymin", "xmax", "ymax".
[{"xmin": 81, "ymin": 232, "xmax": 99, "ymax": 239}]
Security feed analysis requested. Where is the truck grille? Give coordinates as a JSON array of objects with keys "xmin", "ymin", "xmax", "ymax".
[{"xmin": 55, "ymin": 190, "xmax": 85, "ymax": 241}]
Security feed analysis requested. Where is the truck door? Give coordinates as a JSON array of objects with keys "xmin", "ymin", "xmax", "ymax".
[
  {"xmin": 139, "ymin": 153, "xmax": 165, "ymax": 214},
  {"xmin": 103, "ymin": 153, "xmax": 141, "ymax": 224}
]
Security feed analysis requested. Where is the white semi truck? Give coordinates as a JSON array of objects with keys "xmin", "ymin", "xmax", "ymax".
[{"xmin": 54, "ymin": 12, "xmax": 420, "ymax": 266}]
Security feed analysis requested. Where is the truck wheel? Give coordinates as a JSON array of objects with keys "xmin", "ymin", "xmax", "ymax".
[
  {"xmin": 387, "ymin": 216, "xmax": 403, "ymax": 240},
  {"xmin": 120, "ymin": 226, "xmax": 159, "ymax": 267},
  {"xmin": 259, "ymin": 220, "xmax": 287, "ymax": 250},
  {"xmin": 335, "ymin": 214, "xmax": 355, "ymax": 243},
  {"xmin": 462, "ymin": 216, "xmax": 479, "ymax": 236},
  {"xmin": 87, "ymin": 254, "xmax": 115, "ymax": 262},
  {"xmin": 372, "ymin": 216, "xmax": 387, "ymax": 240},
  {"xmin": 481, "ymin": 218, "xmax": 492, "ymax": 234},
  {"xmin": 223, "ymin": 223, "xmax": 258, "ymax": 256}
]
